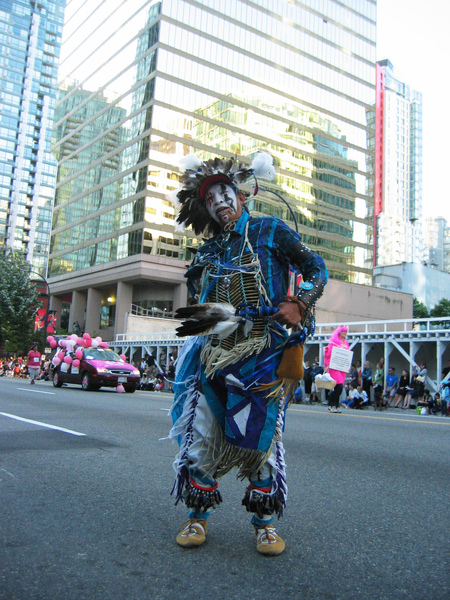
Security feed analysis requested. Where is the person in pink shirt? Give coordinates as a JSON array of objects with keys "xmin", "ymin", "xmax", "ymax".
[
  {"xmin": 27, "ymin": 343, "xmax": 41, "ymax": 385},
  {"xmin": 323, "ymin": 325, "xmax": 349, "ymax": 413}
]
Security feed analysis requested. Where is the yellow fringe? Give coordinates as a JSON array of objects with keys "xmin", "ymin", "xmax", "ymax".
[{"xmin": 258, "ymin": 377, "xmax": 299, "ymax": 404}]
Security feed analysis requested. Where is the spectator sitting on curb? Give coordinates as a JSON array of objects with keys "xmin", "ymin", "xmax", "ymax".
[
  {"xmin": 341, "ymin": 382, "xmax": 361, "ymax": 409},
  {"xmin": 417, "ymin": 389, "xmax": 433, "ymax": 414},
  {"xmin": 357, "ymin": 385, "xmax": 369, "ymax": 408},
  {"xmin": 292, "ymin": 386, "xmax": 303, "ymax": 404},
  {"xmin": 385, "ymin": 367, "xmax": 399, "ymax": 407}
]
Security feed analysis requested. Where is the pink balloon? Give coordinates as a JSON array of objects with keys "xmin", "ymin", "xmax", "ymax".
[
  {"xmin": 116, "ymin": 384, "xmax": 124, "ymax": 393},
  {"xmin": 95, "ymin": 336, "xmax": 102, "ymax": 343},
  {"xmin": 83, "ymin": 333, "xmax": 91, "ymax": 340},
  {"xmin": 120, "ymin": 354, "xmax": 127, "ymax": 361},
  {"xmin": 59, "ymin": 339, "xmax": 67, "ymax": 347},
  {"xmin": 84, "ymin": 339, "xmax": 91, "ymax": 348},
  {"xmin": 50, "ymin": 339, "xmax": 57, "ymax": 348},
  {"xmin": 99, "ymin": 341, "xmax": 109, "ymax": 348},
  {"xmin": 46, "ymin": 336, "xmax": 55, "ymax": 343},
  {"xmin": 75, "ymin": 348, "xmax": 83, "ymax": 359},
  {"xmin": 52, "ymin": 357, "xmax": 61, "ymax": 366},
  {"xmin": 57, "ymin": 351, "xmax": 65, "ymax": 361},
  {"xmin": 70, "ymin": 334, "xmax": 78, "ymax": 342},
  {"xmin": 64, "ymin": 356, "xmax": 73, "ymax": 364},
  {"xmin": 76, "ymin": 337, "xmax": 84, "ymax": 345},
  {"xmin": 72, "ymin": 359, "xmax": 80, "ymax": 368}
]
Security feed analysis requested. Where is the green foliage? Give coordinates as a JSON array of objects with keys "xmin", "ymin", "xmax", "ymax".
[
  {"xmin": 413, "ymin": 298, "xmax": 429, "ymax": 319},
  {"xmin": 0, "ymin": 249, "xmax": 42, "ymax": 353},
  {"xmin": 430, "ymin": 298, "xmax": 450, "ymax": 318},
  {"xmin": 430, "ymin": 298, "xmax": 450, "ymax": 329}
]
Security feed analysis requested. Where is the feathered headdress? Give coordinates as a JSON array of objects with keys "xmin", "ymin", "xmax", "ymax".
[{"xmin": 171, "ymin": 152, "xmax": 276, "ymax": 236}]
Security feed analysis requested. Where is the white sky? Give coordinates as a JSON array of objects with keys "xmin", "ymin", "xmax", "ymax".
[{"xmin": 377, "ymin": 0, "xmax": 450, "ymax": 221}]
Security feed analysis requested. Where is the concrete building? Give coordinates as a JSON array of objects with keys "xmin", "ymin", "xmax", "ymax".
[
  {"xmin": 0, "ymin": 0, "xmax": 66, "ymax": 276},
  {"xmin": 373, "ymin": 262, "xmax": 450, "ymax": 310},
  {"xmin": 371, "ymin": 59, "xmax": 423, "ymax": 268},
  {"xmin": 48, "ymin": 0, "xmax": 379, "ymax": 338}
]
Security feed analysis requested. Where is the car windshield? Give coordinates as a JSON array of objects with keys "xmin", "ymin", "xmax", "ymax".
[{"xmin": 83, "ymin": 349, "xmax": 123, "ymax": 361}]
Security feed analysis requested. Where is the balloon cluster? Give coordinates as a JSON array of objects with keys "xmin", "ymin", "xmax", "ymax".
[
  {"xmin": 47, "ymin": 334, "xmax": 110, "ymax": 370},
  {"xmin": 47, "ymin": 334, "xmax": 130, "ymax": 392}
]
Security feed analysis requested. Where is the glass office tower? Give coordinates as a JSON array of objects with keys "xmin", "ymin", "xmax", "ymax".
[
  {"xmin": 0, "ymin": 0, "xmax": 66, "ymax": 276},
  {"xmin": 48, "ymin": 0, "xmax": 376, "ymax": 335}
]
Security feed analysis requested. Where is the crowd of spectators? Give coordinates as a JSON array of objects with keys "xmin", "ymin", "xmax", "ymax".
[
  {"xmin": 292, "ymin": 355, "xmax": 449, "ymax": 417},
  {"xmin": 134, "ymin": 350, "xmax": 177, "ymax": 392},
  {"xmin": 0, "ymin": 355, "xmax": 50, "ymax": 381}
]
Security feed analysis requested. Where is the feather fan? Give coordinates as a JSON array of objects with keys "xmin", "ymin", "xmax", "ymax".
[{"xmin": 175, "ymin": 303, "xmax": 242, "ymax": 338}]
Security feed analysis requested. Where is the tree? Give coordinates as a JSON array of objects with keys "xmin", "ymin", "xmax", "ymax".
[
  {"xmin": 430, "ymin": 298, "xmax": 450, "ymax": 318},
  {"xmin": 430, "ymin": 298, "xmax": 450, "ymax": 329},
  {"xmin": 413, "ymin": 298, "xmax": 429, "ymax": 319},
  {"xmin": 0, "ymin": 249, "xmax": 41, "ymax": 354}
]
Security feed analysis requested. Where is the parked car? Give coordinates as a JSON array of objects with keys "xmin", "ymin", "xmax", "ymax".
[{"xmin": 51, "ymin": 347, "xmax": 140, "ymax": 393}]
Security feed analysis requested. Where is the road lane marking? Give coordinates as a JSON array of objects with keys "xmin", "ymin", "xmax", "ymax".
[
  {"xmin": 17, "ymin": 387, "xmax": 55, "ymax": 395},
  {"xmin": 0, "ymin": 412, "xmax": 86, "ymax": 436},
  {"xmin": 289, "ymin": 407, "xmax": 450, "ymax": 425}
]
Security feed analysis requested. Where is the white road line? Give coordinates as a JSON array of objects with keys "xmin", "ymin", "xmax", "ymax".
[
  {"xmin": 0, "ymin": 412, "xmax": 86, "ymax": 437},
  {"xmin": 17, "ymin": 387, "xmax": 55, "ymax": 395}
]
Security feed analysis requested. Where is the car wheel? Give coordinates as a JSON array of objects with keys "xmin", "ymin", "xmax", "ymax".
[
  {"xmin": 124, "ymin": 384, "xmax": 136, "ymax": 393},
  {"xmin": 52, "ymin": 370, "xmax": 63, "ymax": 388},
  {"xmin": 81, "ymin": 372, "xmax": 92, "ymax": 391}
]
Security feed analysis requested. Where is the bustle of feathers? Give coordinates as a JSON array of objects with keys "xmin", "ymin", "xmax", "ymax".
[{"xmin": 171, "ymin": 152, "xmax": 275, "ymax": 236}]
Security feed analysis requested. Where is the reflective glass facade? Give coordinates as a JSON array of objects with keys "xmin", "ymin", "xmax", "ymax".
[
  {"xmin": 49, "ymin": 0, "xmax": 376, "ymax": 283},
  {"xmin": 0, "ymin": 0, "xmax": 66, "ymax": 276}
]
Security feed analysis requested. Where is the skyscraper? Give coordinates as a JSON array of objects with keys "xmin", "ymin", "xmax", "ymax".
[
  {"xmin": 423, "ymin": 216, "xmax": 448, "ymax": 271},
  {"xmin": 0, "ymin": 0, "xmax": 66, "ymax": 276},
  {"xmin": 48, "ymin": 0, "xmax": 376, "ymax": 336},
  {"xmin": 371, "ymin": 59, "xmax": 423, "ymax": 267}
]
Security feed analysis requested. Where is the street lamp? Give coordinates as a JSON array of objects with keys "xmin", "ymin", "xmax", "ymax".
[{"xmin": 30, "ymin": 270, "xmax": 50, "ymax": 356}]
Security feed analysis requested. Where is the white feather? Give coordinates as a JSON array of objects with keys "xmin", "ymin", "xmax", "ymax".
[
  {"xmin": 213, "ymin": 319, "xmax": 241, "ymax": 339},
  {"xmin": 166, "ymin": 189, "xmax": 180, "ymax": 207},
  {"xmin": 178, "ymin": 154, "xmax": 202, "ymax": 172},
  {"xmin": 251, "ymin": 151, "xmax": 276, "ymax": 180}
]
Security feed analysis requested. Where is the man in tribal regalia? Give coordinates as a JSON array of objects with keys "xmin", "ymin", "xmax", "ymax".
[{"xmin": 168, "ymin": 152, "xmax": 328, "ymax": 555}]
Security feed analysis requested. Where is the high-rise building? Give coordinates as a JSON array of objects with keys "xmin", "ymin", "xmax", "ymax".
[
  {"xmin": 48, "ymin": 0, "xmax": 376, "ymax": 337},
  {"xmin": 423, "ymin": 216, "xmax": 448, "ymax": 272},
  {"xmin": 0, "ymin": 0, "xmax": 66, "ymax": 276},
  {"xmin": 371, "ymin": 59, "xmax": 423, "ymax": 267}
]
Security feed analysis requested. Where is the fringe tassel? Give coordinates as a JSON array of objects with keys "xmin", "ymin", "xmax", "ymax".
[
  {"xmin": 170, "ymin": 380, "xmax": 201, "ymax": 505},
  {"xmin": 201, "ymin": 334, "xmax": 270, "ymax": 378},
  {"xmin": 215, "ymin": 442, "xmax": 270, "ymax": 480},
  {"xmin": 274, "ymin": 403, "xmax": 288, "ymax": 517},
  {"xmin": 258, "ymin": 377, "xmax": 298, "ymax": 404}
]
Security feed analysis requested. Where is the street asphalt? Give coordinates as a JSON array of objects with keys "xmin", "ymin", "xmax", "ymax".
[{"xmin": 0, "ymin": 376, "xmax": 448, "ymax": 600}]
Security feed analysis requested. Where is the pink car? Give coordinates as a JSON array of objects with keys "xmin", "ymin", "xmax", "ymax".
[{"xmin": 52, "ymin": 347, "xmax": 140, "ymax": 393}]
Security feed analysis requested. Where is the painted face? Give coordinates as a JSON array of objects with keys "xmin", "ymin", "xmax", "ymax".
[
  {"xmin": 204, "ymin": 183, "xmax": 242, "ymax": 226},
  {"xmin": 339, "ymin": 329, "xmax": 348, "ymax": 339}
]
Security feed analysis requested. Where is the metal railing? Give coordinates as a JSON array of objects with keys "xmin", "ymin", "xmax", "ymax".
[{"xmin": 130, "ymin": 304, "xmax": 174, "ymax": 319}]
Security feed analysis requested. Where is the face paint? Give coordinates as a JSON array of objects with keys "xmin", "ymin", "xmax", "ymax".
[{"xmin": 204, "ymin": 183, "xmax": 242, "ymax": 225}]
